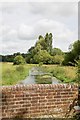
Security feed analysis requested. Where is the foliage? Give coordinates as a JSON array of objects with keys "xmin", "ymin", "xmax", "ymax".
[
  {"xmin": 63, "ymin": 40, "xmax": 80, "ymax": 65},
  {"xmin": 2, "ymin": 34, "xmax": 79, "ymax": 67},
  {"xmin": 52, "ymin": 55, "xmax": 64, "ymax": 65},
  {"xmin": 33, "ymin": 50, "xmax": 52, "ymax": 64},
  {"xmin": 13, "ymin": 55, "xmax": 26, "ymax": 65},
  {"xmin": 51, "ymin": 48, "xmax": 63, "ymax": 56},
  {"xmin": 26, "ymin": 33, "xmax": 65, "ymax": 64},
  {"xmin": 71, "ymin": 40, "xmax": 80, "ymax": 60},
  {"xmin": 26, "ymin": 33, "xmax": 53, "ymax": 64},
  {"xmin": 39, "ymin": 62, "xmax": 43, "ymax": 67},
  {"xmin": 44, "ymin": 33, "xmax": 53, "ymax": 54}
]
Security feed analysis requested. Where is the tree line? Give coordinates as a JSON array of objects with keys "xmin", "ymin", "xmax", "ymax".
[{"xmin": 1, "ymin": 33, "xmax": 80, "ymax": 66}]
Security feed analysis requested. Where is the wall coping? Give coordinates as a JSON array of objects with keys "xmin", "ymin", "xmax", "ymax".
[{"xmin": 1, "ymin": 84, "xmax": 78, "ymax": 91}]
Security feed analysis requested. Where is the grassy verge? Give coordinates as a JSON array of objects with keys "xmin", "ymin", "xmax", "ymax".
[
  {"xmin": 41, "ymin": 65, "xmax": 77, "ymax": 83},
  {"xmin": 35, "ymin": 75, "xmax": 52, "ymax": 84},
  {"xmin": 1, "ymin": 62, "xmax": 35, "ymax": 86}
]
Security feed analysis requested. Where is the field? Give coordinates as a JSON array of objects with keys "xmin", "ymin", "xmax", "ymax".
[
  {"xmin": 41, "ymin": 65, "xmax": 77, "ymax": 83},
  {"xmin": 1, "ymin": 62, "xmax": 35, "ymax": 85},
  {"xmin": 0, "ymin": 62, "xmax": 77, "ymax": 85}
]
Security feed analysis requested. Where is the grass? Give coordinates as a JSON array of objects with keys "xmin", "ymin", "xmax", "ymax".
[
  {"xmin": 1, "ymin": 62, "xmax": 35, "ymax": 86},
  {"xmin": 1, "ymin": 62, "xmax": 78, "ymax": 85},
  {"xmin": 35, "ymin": 75, "xmax": 52, "ymax": 84},
  {"xmin": 41, "ymin": 65, "xmax": 77, "ymax": 83}
]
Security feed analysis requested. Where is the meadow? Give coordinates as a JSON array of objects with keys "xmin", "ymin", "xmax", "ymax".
[
  {"xmin": 41, "ymin": 64, "xmax": 77, "ymax": 83},
  {"xmin": 1, "ymin": 62, "xmax": 35, "ymax": 85},
  {"xmin": 1, "ymin": 62, "xmax": 77, "ymax": 85}
]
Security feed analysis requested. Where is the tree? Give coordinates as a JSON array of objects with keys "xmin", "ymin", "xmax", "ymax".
[
  {"xmin": 51, "ymin": 48, "xmax": 63, "ymax": 56},
  {"xmin": 45, "ymin": 33, "xmax": 53, "ymax": 54},
  {"xmin": 13, "ymin": 55, "xmax": 26, "ymax": 65},
  {"xmin": 26, "ymin": 33, "xmax": 53, "ymax": 64},
  {"xmin": 63, "ymin": 52, "xmax": 75, "ymax": 65},
  {"xmin": 63, "ymin": 40, "xmax": 80, "ymax": 65},
  {"xmin": 37, "ymin": 36, "xmax": 47, "ymax": 50},
  {"xmin": 71, "ymin": 40, "xmax": 80, "ymax": 60},
  {"xmin": 33, "ymin": 50, "xmax": 52, "ymax": 64},
  {"xmin": 52, "ymin": 55, "xmax": 64, "ymax": 65}
]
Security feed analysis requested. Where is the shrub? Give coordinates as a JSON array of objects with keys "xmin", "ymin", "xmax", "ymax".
[
  {"xmin": 52, "ymin": 55, "xmax": 64, "ymax": 65},
  {"xmin": 39, "ymin": 62, "xmax": 43, "ymax": 66},
  {"xmin": 13, "ymin": 55, "xmax": 26, "ymax": 65}
]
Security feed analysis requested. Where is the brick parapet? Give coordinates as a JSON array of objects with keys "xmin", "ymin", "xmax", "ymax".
[{"xmin": 0, "ymin": 84, "xmax": 79, "ymax": 118}]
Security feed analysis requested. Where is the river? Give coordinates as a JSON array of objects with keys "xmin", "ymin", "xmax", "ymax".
[{"xmin": 19, "ymin": 67, "xmax": 60, "ymax": 85}]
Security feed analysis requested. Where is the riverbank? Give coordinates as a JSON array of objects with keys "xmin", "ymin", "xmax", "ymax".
[
  {"xmin": 1, "ymin": 62, "xmax": 35, "ymax": 85},
  {"xmin": 41, "ymin": 65, "xmax": 77, "ymax": 83},
  {"xmin": 1, "ymin": 62, "xmax": 77, "ymax": 85}
]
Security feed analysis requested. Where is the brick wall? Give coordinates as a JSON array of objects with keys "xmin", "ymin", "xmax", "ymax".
[{"xmin": 0, "ymin": 84, "xmax": 79, "ymax": 119}]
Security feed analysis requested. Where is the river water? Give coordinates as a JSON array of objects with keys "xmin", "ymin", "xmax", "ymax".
[{"xmin": 19, "ymin": 67, "xmax": 60, "ymax": 85}]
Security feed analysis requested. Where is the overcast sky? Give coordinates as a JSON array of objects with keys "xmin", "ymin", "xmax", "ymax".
[{"xmin": 0, "ymin": 1, "xmax": 78, "ymax": 55}]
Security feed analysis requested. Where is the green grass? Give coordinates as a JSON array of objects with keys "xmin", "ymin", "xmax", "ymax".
[
  {"xmin": 1, "ymin": 62, "xmax": 35, "ymax": 86},
  {"xmin": 35, "ymin": 75, "xmax": 52, "ymax": 84},
  {"xmin": 41, "ymin": 65, "xmax": 77, "ymax": 83},
  {"xmin": 1, "ymin": 62, "xmax": 78, "ymax": 85}
]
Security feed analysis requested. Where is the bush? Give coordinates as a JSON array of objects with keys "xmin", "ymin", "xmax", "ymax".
[
  {"xmin": 52, "ymin": 55, "xmax": 64, "ymax": 65},
  {"xmin": 39, "ymin": 62, "xmax": 43, "ymax": 66},
  {"xmin": 13, "ymin": 55, "xmax": 26, "ymax": 65}
]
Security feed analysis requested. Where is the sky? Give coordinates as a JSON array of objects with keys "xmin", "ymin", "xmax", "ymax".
[{"xmin": 0, "ymin": 0, "xmax": 78, "ymax": 55}]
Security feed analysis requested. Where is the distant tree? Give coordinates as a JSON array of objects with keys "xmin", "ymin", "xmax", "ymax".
[
  {"xmin": 13, "ymin": 55, "xmax": 26, "ymax": 65},
  {"xmin": 33, "ymin": 50, "xmax": 52, "ymax": 64},
  {"xmin": 0, "ymin": 55, "xmax": 2, "ymax": 62},
  {"xmin": 13, "ymin": 52, "xmax": 21, "ymax": 57},
  {"xmin": 2, "ymin": 55, "xmax": 14, "ymax": 62},
  {"xmin": 71, "ymin": 40, "xmax": 80, "ymax": 60},
  {"xmin": 25, "ymin": 54, "xmax": 32, "ymax": 63},
  {"xmin": 62, "ymin": 52, "xmax": 75, "ymax": 65},
  {"xmin": 45, "ymin": 33, "xmax": 53, "ymax": 54},
  {"xmin": 52, "ymin": 55, "xmax": 64, "ymax": 65},
  {"xmin": 63, "ymin": 40, "xmax": 80, "ymax": 65},
  {"xmin": 38, "ymin": 35, "xmax": 44, "ymax": 40},
  {"xmin": 37, "ymin": 37, "xmax": 46, "ymax": 50},
  {"xmin": 51, "ymin": 48, "xmax": 63, "ymax": 56},
  {"xmin": 26, "ymin": 33, "xmax": 53, "ymax": 64},
  {"xmin": 21, "ymin": 53, "xmax": 27, "ymax": 58}
]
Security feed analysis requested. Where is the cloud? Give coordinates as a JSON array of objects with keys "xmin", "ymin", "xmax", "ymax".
[
  {"xmin": 2, "ymin": 39, "xmax": 37, "ymax": 55},
  {"xmin": 17, "ymin": 24, "xmax": 34, "ymax": 40},
  {"xmin": 1, "ymin": 18, "xmax": 77, "ymax": 53},
  {"xmin": 0, "ymin": 2, "xmax": 78, "ymax": 55},
  {"xmin": 34, "ymin": 19, "xmax": 77, "ymax": 51},
  {"xmin": 2, "ymin": 27, "xmax": 18, "ymax": 42},
  {"xmin": 30, "ymin": 2, "xmax": 78, "ymax": 17}
]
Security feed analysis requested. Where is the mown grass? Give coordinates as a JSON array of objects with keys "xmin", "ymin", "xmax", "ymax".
[
  {"xmin": 1, "ymin": 62, "xmax": 35, "ymax": 85},
  {"xmin": 41, "ymin": 65, "xmax": 77, "ymax": 83}
]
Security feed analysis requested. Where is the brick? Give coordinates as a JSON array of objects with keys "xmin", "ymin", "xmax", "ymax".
[{"xmin": 1, "ymin": 84, "xmax": 78, "ymax": 118}]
